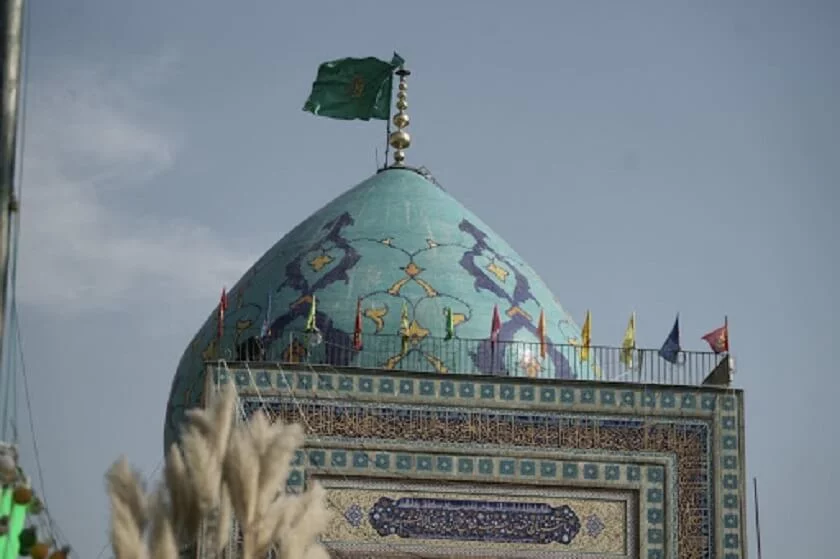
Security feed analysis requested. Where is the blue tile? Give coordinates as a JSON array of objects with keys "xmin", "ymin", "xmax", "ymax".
[
  {"xmin": 419, "ymin": 380, "xmax": 435, "ymax": 396},
  {"xmin": 722, "ymin": 416, "xmax": 736, "ymax": 430},
  {"xmin": 647, "ymin": 529, "xmax": 664, "ymax": 544},
  {"xmin": 396, "ymin": 455, "xmax": 413, "ymax": 470},
  {"xmin": 417, "ymin": 456, "xmax": 433, "ymax": 471},
  {"xmin": 562, "ymin": 463, "xmax": 579, "ymax": 479},
  {"xmin": 338, "ymin": 376, "xmax": 354, "ymax": 391},
  {"xmin": 256, "ymin": 371, "xmax": 271, "ymax": 388},
  {"xmin": 436, "ymin": 456, "xmax": 453, "ymax": 472},
  {"xmin": 399, "ymin": 379, "xmax": 414, "ymax": 395},
  {"xmin": 621, "ymin": 391, "xmax": 635, "ymax": 406},
  {"xmin": 661, "ymin": 392, "xmax": 675, "ymax": 408},
  {"xmin": 605, "ymin": 465, "xmax": 620, "ymax": 481},
  {"xmin": 500, "ymin": 385, "xmax": 516, "ymax": 401},
  {"xmin": 723, "ymin": 435, "xmax": 737, "ymax": 450},
  {"xmin": 520, "ymin": 386, "xmax": 535, "ymax": 401},
  {"xmin": 560, "ymin": 388, "xmax": 575, "ymax": 403},
  {"xmin": 643, "ymin": 392, "xmax": 657, "ymax": 407},
  {"xmin": 234, "ymin": 371, "xmax": 248, "ymax": 386},
  {"xmin": 352, "ymin": 452, "xmax": 369, "ymax": 468},
  {"xmin": 724, "ymin": 554, "xmax": 739, "ymax": 559},
  {"xmin": 378, "ymin": 378, "xmax": 395, "ymax": 393},
  {"xmin": 478, "ymin": 458, "xmax": 494, "ymax": 475},
  {"xmin": 723, "ymin": 494, "xmax": 738, "ymax": 509},
  {"xmin": 722, "ymin": 396, "xmax": 736, "ymax": 411},
  {"xmin": 440, "ymin": 381, "xmax": 456, "ymax": 397},
  {"xmin": 375, "ymin": 454, "xmax": 390, "ymax": 469},
  {"xmin": 627, "ymin": 465, "xmax": 641, "ymax": 481},
  {"xmin": 648, "ymin": 551, "xmax": 663, "ymax": 559},
  {"xmin": 287, "ymin": 470, "xmax": 303, "ymax": 486},
  {"xmin": 297, "ymin": 374, "xmax": 313, "ymax": 390},
  {"xmin": 647, "ymin": 509, "xmax": 663, "ymax": 524},
  {"xmin": 540, "ymin": 461, "xmax": 557, "ymax": 477},
  {"xmin": 480, "ymin": 384, "xmax": 495, "ymax": 399},
  {"xmin": 540, "ymin": 387, "xmax": 556, "ymax": 403},
  {"xmin": 359, "ymin": 377, "xmax": 373, "ymax": 392},
  {"xmin": 308, "ymin": 450, "xmax": 325, "ymax": 467},
  {"xmin": 317, "ymin": 374, "xmax": 334, "ymax": 390},
  {"xmin": 646, "ymin": 488, "xmax": 663, "ymax": 503},
  {"xmin": 330, "ymin": 451, "xmax": 347, "ymax": 468},
  {"xmin": 293, "ymin": 450, "xmax": 304, "ymax": 466},
  {"xmin": 723, "ymin": 456, "xmax": 737, "ymax": 469},
  {"xmin": 580, "ymin": 388, "xmax": 595, "ymax": 404},
  {"xmin": 459, "ymin": 382, "xmax": 475, "ymax": 398},
  {"xmin": 520, "ymin": 460, "xmax": 536, "ymax": 476},
  {"xmin": 600, "ymin": 390, "xmax": 616, "ymax": 405},
  {"xmin": 701, "ymin": 394, "xmax": 716, "ymax": 410},
  {"xmin": 458, "ymin": 458, "xmax": 474, "ymax": 474},
  {"xmin": 681, "ymin": 394, "xmax": 696, "ymax": 409},
  {"xmin": 723, "ymin": 474, "xmax": 738, "ymax": 489},
  {"xmin": 647, "ymin": 466, "xmax": 664, "ymax": 483},
  {"xmin": 583, "ymin": 464, "xmax": 599, "ymax": 480},
  {"xmin": 275, "ymin": 373, "xmax": 291, "ymax": 389},
  {"xmin": 724, "ymin": 534, "xmax": 739, "ymax": 549},
  {"xmin": 724, "ymin": 514, "xmax": 739, "ymax": 529},
  {"xmin": 499, "ymin": 460, "xmax": 515, "ymax": 475}
]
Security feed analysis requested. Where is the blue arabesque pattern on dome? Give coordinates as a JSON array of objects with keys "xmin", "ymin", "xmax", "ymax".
[{"xmin": 165, "ymin": 168, "xmax": 588, "ymax": 448}]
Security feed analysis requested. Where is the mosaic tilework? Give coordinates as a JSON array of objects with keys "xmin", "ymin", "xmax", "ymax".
[{"xmin": 223, "ymin": 366, "xmax": 746, "ymax": 559}]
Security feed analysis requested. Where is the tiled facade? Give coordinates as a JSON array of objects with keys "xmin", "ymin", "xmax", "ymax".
[{"xmin": 212, "ymin": 363, "xmax": 747, "ymax": 559}]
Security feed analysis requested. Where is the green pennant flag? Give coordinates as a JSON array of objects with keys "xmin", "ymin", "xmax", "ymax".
[
  {"xmin": 444, "ymin": 307, "xmax": 455, "ymax": 340},
  {"xmin": 303, "ymin": 53, "xmax": 404, "ymax": 121}
]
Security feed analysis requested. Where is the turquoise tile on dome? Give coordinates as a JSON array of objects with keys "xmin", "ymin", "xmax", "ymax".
[
  {"xmin": 419, "ymin": 380, "xmax": 435, "ymax": 396},
  {"xmin": 398, "ymin": 379, "xmax": 414, "ymax": 395},
  {"xmin": 500, "ymin": 385, "xmax": 516, "ymax": 401},
  {"xmin": 643, "ymin": 392, "xmax": 656, "ymax": 407},
  {"xmin": 458, "ymin": 458, "xmax": 474, "ymax": 474},
  {"xmin": 722, "ymin": 416, "xmax": 736, "ymax": 430},
  {"xmin": 583, "ymin": 464, "xmax": 599, "ymax": 480},
  {"xmin": 520, "ymin": 460, "xmax": 536, "ymax": 476},
  {"xmin": 519, "ymin": 386, "xmax": 535, "ymax": 401},
  {"xmin": 297, "ymin": 374, "xmax": 312, "ymax": 390},
  {"xmin": 287, "ymin": 470, "xmax": 303, "ymax": 487},
  {"xmin": 234, "ymin": 371, "xmax": 248, "ymax": 386},
  {"xmin": 647, "ymin": 509, "xmax": 663, "ymax": 524},
  {"xmin": 723, "ymin": 456, "xmax": 737, "ymax": 469},
  {"xmin": 308, "ymin": 450, "xmax": 325, "ymax": 467},
  {"xmin": 359, "ymin": 377, "xmax": 374, "ymax": 392},
  {"xmin": 330, "ymin": 451, "xmax": 347, "ymax": 468},
  {"xmin": 701, "ymin": 394, "xmax": 716, "ymax": 410},
  {"xmin": 458, "ymin": 382, "xmax": 475, "ymax": 398},
  {"xmin": 723, "ymin": 435, "xmax": 737, "ymax": 450},
  {"xmin": 478, "ymin": 458, "xmax": 494, "ymax": 475},
  {"xmin": 440, "ymin": 381, "xmax": 456, "ymax": 397},
  {"xmin": 620, "ymin": 391, "xmax": 635, "ymax": 406},
  {"xmin": 499, "ymin": 460, "xmax": 515, "ymax": 475},
  {"xmin": 661, "ymin": 392, "xmax": 675, "ymax": 408},
  {"xmin": 255, "ymin": 370, "xmax": 271, "ymax": 388},
  {"xmin": 724, "ymin": 534, "xmax": 739, "ymax": 549},
  {"xmin": 317, "ymin": 374, "xmax": 334, "ymax": 390},
  {"xmin": 436, "ymin": 456, "xmax": 453, "ymax": 472},
  {"xmin": 480, "ymin": 384, "xmax": 495, "ymax": 399},
  {"xmin": 646, "ymin": 488, "xmax": 663, "ymax": 503},
  {"xmin": 647, "ymin": 466, "xmax": 664, "ymax": 482},
  {"xmin": 600, "ymin": 389, "xmax": 616, "ymax": 406},
  {"xmin": 681, "ymin": 394, "xmax": 696, "ymax": 409},
  {"xmin": 723, "ymin": 494, "xmax": 738, "ymax": 508},
  {"xmin": 562, "ymin": 463, "xmax": 578, "ymax": 479},
  {"xmin": 292, "ymin": 450, "xmax": 304, "ymax": 466},
  {"xmin": 338, "ymin": 376, "xmax": 354, "ymax": 391},
  {"xmin": 540, "ymin": 387, "xmax": 556, "ymax": 403},
  {"xmin": 647, "ymin": 529, "xmax": 664, "ymax": 544},
  {"xmin": 723, "ymin": 474, "xmax": 738, "ymax": 489},
  {"xmin": 580, "ymin": 388, "xmax": 595, "ymax": 404},
  {"xmin": 605, "ymin": 465, "xmax": 620, "ymax": 481},
  {"xmin": 417, "ymin": 456, "xmax": 433, "ymax": 471},
  {"xmin": 352, "ymin": 452, "xmax": 369, "ymax": 468},
  {"xmin": 627, "ymin": 465, "xmax": 641, "ymax": 481},
  {"xmin": 722, "ymin": 396, "xmax": 736, "ymax": 410},
  {"xmin": 375, "ymin": 454, "xmax": 390, "ymax": 469},
  {"xmin": 396, "ymin": 454, "xmax": 413, "ymax": 470},
  {"xmin": 540, "ymin": 461, "xmax": 557, "ymax": 477},
  {"xmin": 724, "ymin": 514, "xmax": 739, "ymax": 528},
  {"xmin": 560, "ymin": 388, "xmax": 575, "ymax": 403},
  {"xmin": 378, "ymin": 377, "xmax": 394, "ymax": 393}
]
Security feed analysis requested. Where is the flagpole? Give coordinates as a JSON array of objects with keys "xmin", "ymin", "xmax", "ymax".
[{"xmin": 753, "ymin": 477, "xmax": 763, "ymax": 559}]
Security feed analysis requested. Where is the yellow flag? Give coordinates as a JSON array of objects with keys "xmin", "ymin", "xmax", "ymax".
[
  {"xmin": 621, "ymin": 312, "xmax": 636, "ymax": 369},
  {"xmin": 580, "ymin": 310, "xmax": 591, "ymax": 362},
  {"xmin": 400, "ymin": 303, "xmax": 410, "ymax": 354}
]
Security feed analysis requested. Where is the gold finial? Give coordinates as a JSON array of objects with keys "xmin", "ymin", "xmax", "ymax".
[{"xmin": 389, "ymin": 68, "xmax": 411, "ymax": 166}]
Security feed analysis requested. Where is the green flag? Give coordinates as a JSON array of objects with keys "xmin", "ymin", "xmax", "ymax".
[
  {"xmin": 303, "ymin": 53, "xmax": 404, "ymax": 121},
  {"xmin": 444, "ymin": 307, "xmax": 455, "ymax": 340}
]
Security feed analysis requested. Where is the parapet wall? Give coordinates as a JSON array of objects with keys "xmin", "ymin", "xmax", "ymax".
[{"xmin": 210, "ymin": 362, "xmax": 747, "ymax": 559}]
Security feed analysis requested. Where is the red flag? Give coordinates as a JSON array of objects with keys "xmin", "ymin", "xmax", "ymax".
[
  {"xmin": 353, "ymin": 297, "xmax": 363, "ymax": 351},
  {"xmin": 702, "ymin": 319, "xmax": 729, "ymax": 354},
  {"xmin": 217, "ymin": 287, "xmax": 228, "ymax": 340},
  {"xmin": 490, "ymin": 305, "xmax": 502, "ymax": 350},
  {"xmin": 537, "ymin": 310, "xmax": 547, "ymax": 359}
]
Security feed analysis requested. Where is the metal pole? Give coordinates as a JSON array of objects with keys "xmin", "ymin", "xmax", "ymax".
[
  {"xmin": 753, "ymin": 477, "xmax": 763, "ymax": 559},
  {"xmin": 0, "ymin": 0, "xmax": 24, "ymax": 370}
]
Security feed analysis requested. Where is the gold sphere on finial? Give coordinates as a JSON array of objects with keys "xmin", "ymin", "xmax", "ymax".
[{"xmin": 390, "ymin": 67, "xmax": 412, "ymax": 167}]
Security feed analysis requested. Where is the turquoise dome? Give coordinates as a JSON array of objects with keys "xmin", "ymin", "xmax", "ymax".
[{"xmin": 165, "ymin": 168, "xmax": 590, "ymax": 447}]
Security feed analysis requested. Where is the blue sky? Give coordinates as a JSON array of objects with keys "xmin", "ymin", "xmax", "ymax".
[{"xmin": 14, "ymin": 0, "xmax": 838, "ymax": 557}]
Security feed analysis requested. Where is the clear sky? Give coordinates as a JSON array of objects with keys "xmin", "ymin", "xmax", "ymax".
[{"xmin": 14, "ymin": 0, "xmax": 838, "ymax": 557}]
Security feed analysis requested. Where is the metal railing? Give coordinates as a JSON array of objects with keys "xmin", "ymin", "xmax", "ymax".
[{"xmin": 230, "ymin": 331, "xmax": 725, "ymax": 387}]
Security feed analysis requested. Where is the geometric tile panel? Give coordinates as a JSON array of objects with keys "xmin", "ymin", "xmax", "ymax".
[{"xmin": 213, "ymin": 364, "xmax": 747, "ymax": 559}]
